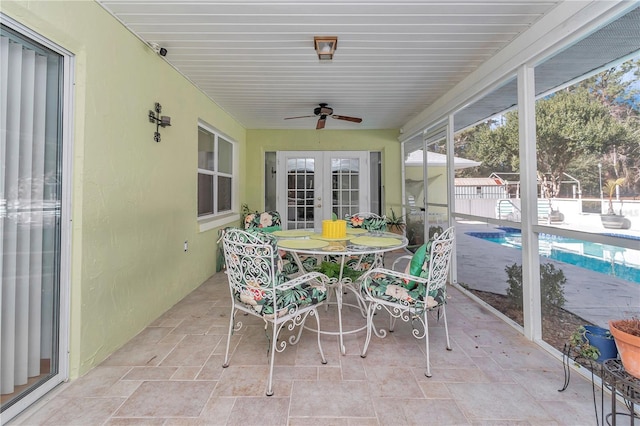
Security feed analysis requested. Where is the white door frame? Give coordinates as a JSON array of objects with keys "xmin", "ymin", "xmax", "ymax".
[{"xmin": 276, "ymin": 151, "xmax": 370, "ymax": 229}]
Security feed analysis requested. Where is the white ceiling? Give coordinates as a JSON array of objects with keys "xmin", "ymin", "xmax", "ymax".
[{"xmin": 97, "ymin": 0, "xmax": 563, "ymax": 130}]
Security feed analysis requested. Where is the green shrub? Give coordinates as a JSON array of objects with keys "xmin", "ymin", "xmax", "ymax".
[{"xmin": 505, "ymin": 262, "xmax": 566, "ymax": 309}]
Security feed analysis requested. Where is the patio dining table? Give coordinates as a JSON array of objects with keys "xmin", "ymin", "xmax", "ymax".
[{"xmin": 274, "ymin": 229, "xmax": 408, "ymax": 354}]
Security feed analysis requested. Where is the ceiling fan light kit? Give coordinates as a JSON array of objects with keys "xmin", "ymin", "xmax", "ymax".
[{"xmin": 284, "ymin": 103, "xmax": 362, "ymax": 130}]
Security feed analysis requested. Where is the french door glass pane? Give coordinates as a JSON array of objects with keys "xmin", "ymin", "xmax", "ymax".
[
  {"xmin": 286, "ymin": 157, "xmax": 315, "ymax": 229},
  {"xmin": 331, "ymin": 157, "xmax": 360, "ymax": 219}
]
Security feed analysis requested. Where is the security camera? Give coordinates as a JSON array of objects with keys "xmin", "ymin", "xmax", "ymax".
[{"xmin": 148, "ymin": 42, "xmax": 167, "ymax": 56}]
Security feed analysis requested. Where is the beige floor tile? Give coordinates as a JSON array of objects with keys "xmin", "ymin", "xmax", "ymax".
[
  {"xmin": 225, "ymin": 396, "xmax": 289, "ymax": 425},
  {"xmin": 114, "ymin": 380, "xmax": 216, "ymax": 418},
  {"xmin": 197, "ymin": 396, "xmax": 236, "ymax": 424},
  {"xmin": 19, "ymin": 396, "xmax": 125, "ymax": 425},
  {"xmin": 214, "ymin": 365, "xmax": 289, "ymax": 397},
  {"xmin": 57, "ymin": 365, "xmax": 131, "ymax": 398},
  {"xmin": 123, "ymin": 366, "xmax": 178, "ymax": 380},
  {"xmin": 363, "ymin": 365, "xmax": 423, "ymax": 398},
  {"xmin": 14, "ymin": 279, "xmax": 606, "ymax": 426},
  {"xmin": 160, "ymin": 334, "xmax": 223, "ymax": 367},
  {"xmin": 446, "ymin": 382, "xmax": 555, "ymax": 422},
  {"xmin": 289, "ymin": 381, "xmax": 375, "ymax": 418},
  {"xmin": 104, "ymin": 418, "xmax": 167, "ymax": 425},
  {"xmin": 373, "ymin": 397, "xmax": 470, "ymax": 425},
  {"xmin": 288, "ymin": 418, "xmax": 350, "ymax": 426}
]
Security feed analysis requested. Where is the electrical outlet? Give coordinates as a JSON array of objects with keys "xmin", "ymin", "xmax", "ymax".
[{"xmin": 184, "ymin": 240, "xmax": 188, "ymax": 252}]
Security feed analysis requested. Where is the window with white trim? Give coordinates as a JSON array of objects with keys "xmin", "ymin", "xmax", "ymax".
[{"xmin": 197, "ymin": 124, "xmax": 234, "ymax": 217}]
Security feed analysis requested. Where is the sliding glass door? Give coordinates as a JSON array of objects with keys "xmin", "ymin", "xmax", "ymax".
[{"xmin": 1, "ymin": 19, "xmax": 70, "ymax": 422}]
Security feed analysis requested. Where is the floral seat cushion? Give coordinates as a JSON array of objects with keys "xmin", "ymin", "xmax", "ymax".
[
  {"xmin": 234, "ymin": 280, "xmax": 327, "ymax": 319},
  {"xmin": 362, "ymin": 272, "xmax": 445, "ymax": 312}
]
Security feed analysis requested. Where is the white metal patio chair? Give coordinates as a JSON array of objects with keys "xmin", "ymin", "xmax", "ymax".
[
  {"xmin": 343, "ymin": 212, "xmax": 388, "ymax": 272},
  {"xmin": 221, "ymin": 228, "xmax": 329, "ymax": 396},
  {"xmin": 359, "ymin": 226, "xmax": 455, "ymax": 377}
]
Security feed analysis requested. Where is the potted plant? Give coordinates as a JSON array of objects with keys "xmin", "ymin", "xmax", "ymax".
[
  {"xmin": 569, "ymin": 325, "xmax": 617, "ymax": 364},
  {"xmin": 600, "ymin": 178, "xmax": 630, "ymax": 229},
  {"xmin": 609, "ymin": 318, "xmax": 640, "ymax": 379},
  {"xmin": 385, "ymin": 208, "xmax": 405, "ymax": 234},
  {"xmin": 568, "ymin": 327, "xmax": 600, "ymax": 364}
]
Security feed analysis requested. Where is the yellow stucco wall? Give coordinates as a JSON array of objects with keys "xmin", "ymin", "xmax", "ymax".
[
  {"xmin": 245, "ymin": 129, "xmax": 403, "ymax": 215},
  {"xmin": 2, "ymin": 1, "xmax": 403, "ymax": 380},
  {"xmin": 3, "ymin": 0, "xmax": 246, "ymax": 378},
  {"xmin": 405, "ymin": 165, "xmax": 448, "ymax": 208}
]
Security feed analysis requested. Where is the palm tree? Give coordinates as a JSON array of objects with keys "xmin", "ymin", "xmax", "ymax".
[{"xmin": 603, "ymin": 177, "xmax": 625, "ymax": 215}]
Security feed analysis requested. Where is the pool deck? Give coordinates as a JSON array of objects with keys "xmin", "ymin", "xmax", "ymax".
[{"xmin": 455, "ymin": 221, "xmax": 640, "ymax": 329}]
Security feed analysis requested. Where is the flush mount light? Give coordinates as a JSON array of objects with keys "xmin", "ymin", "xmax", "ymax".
[{"xmin": 314, "ymin": 36, "xmax": 337, "ymax": 61}]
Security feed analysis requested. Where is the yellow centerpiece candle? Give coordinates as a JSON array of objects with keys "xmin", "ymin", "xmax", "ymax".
[{"xmin": 322, "ymin": 219, "xmax": 347, "ymax": 239}]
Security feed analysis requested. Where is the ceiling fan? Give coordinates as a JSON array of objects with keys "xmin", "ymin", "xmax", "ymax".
[{"xmin": 284, "ymin": 103, "xmax": 362, "ymax": 129}]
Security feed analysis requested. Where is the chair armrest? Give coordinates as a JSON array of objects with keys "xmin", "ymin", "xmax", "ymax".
[
  {"xmin": 360, "ymin": 267, "xmax": 428, "ymax": 285},
  {"xmin": 391, "ymin": 255, "xmax": 413, "ymax": 271},
  {"xmin": 276, "ymin": 271, "xmax": 329, "ymax": 291}
]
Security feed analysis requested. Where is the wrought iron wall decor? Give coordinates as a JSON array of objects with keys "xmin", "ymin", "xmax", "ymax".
[{"xmin": 148, "ymin": 102, "xmax": 171, "ymax": 142}]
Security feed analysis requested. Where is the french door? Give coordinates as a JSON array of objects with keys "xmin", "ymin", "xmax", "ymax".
[
  {"xmin": 276, "ymin": 152, "xmax": 370, "ymax": 230},
  {"xmin": 1, "ymin": 18, "xmax": 71, "ymax": 423}
]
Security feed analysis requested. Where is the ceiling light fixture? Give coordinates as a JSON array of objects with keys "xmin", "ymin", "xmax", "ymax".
[{"xmin": 314, "ymin": 36, "xmax": 337, "ymax": 61}]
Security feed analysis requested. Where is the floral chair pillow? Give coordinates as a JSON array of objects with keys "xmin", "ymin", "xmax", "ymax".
[
  {"xmin": 405, "ymin": 239, "xmax": 434, "ymax": 290},
  {"xmin": 244, "ymin": 210, "xmax": 282, "ymax": 233},
  {"xmin": 345, "ymin": 213, "xmax": 387, "ymax": 232}
]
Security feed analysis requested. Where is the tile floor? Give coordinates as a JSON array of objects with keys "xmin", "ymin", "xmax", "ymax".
[{"xmin": 12, "ymin": 271, "xmax": 618, "ymax": 425}]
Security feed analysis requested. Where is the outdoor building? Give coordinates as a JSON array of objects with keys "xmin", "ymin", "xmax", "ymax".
[{"xmin": 1, "ymin": 1, "xmax": 639, "ymax": 424}]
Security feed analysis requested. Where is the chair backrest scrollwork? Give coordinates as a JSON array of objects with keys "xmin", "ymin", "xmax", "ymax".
[
  {"xmin": 223, "ymin": 228, "xmax": 285, "ymax": 316},
  {"xmin": 425, "ymin": 226, "xmax": 455, "ymax": 294}
]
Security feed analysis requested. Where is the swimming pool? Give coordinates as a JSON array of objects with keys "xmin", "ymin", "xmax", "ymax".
[{"xmin": 466, "ymin": 228, "xmax": 640, "ymax": 283}]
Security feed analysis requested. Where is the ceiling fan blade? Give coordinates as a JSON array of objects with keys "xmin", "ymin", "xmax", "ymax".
[
  {"xmin": 332, "ymin": 114, "xmax": 362, "ymax": 123},
  {"xmin": 316, "ymin": 116, "xmax": 326, "ymax": 129},
  {"xmin": 284, "ymin": 115, "xmax": 316, "ymax": 120}
]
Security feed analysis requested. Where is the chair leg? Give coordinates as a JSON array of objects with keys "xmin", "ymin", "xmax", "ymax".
[
  {"xmin": 266, "ymin": 321, "xmax": 278, "ymax": 396},
  {"xmin": 423, "ymin": 309, "xmax": 431, "ymax": 378},
  {"xmin": 222, "ymin": 306, "xmax": 236, "ymax": 368},
  {"xmin": 324, "ymin": 285, "xmax": 332, "ymax": 312},
  {"xmin": 442, "ymin": 305, "xmax": 452, "ymax": 351},
  {"xmin": 360, "ymin": 302, "xmax": 376, "ymax": 358},
  {"xmin": 313, "ymin": 308, "xmax": 327, "ymax": 365}
]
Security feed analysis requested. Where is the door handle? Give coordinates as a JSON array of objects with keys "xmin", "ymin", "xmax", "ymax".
[{"xmin": 316, "ymin": 204, "xmax": 322, "ymax": 208}]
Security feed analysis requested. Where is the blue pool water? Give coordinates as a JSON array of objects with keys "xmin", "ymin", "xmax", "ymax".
[{"xmin": 466, "ymin": 228, "xmax": 640, "ymax": 283}]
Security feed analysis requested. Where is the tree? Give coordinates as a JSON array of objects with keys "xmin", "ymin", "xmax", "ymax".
[{"xmin": 456, "ymin": 86, "xmax": 633, "ymax": 197}]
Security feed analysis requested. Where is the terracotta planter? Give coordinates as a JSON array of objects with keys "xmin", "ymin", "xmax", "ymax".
[{"xmin": 609, "ymin": 320, "xmax": 640, "ymax": 379}]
